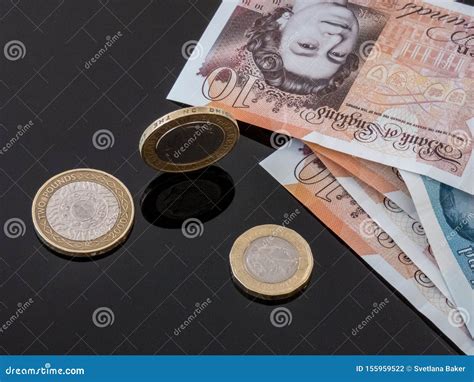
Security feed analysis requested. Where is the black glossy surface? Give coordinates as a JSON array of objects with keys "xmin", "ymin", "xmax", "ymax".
[{"xmin": 0, "ymin": 0, "xmax": 460, "ymax": 355}]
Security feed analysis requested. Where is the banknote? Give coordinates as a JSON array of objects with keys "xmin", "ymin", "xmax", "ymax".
[
  {"xmin": 314, "ymin": 150, "xmax": 451, "ymax": 300},
  {"xmin": 260, "ymin": 140, "xmax": 474, "ymax": 354},
  {"xmin": 308, "ymin": 142, "xmax": 418, "ymax": 218},
  {"xmin": 428, "ymin": 0, "xmax": 473, "ymax": 12},
  {"xmin": 169, "ymin": 0, "xmax": 474, "ymax": 194},
  {"xmin": 402, "ymin": 170, "xmax": 474, "ymax": 338}
]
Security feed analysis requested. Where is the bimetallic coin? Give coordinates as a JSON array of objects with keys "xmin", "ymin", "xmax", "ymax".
[
  {"xmin": 139, "ymin": 107, "xmax": 239, "ymax": 172},
  {"xmin": 32, "ymin": 169, "xmax": 134, "ymax": 257},
  {"xmin": 229, "ymin": 225, "xmax": 314, "ymax": 300}
]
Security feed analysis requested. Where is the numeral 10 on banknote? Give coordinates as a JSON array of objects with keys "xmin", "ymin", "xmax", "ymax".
[{"xmin": 202, "ymin": 67, "xmax": 258, "ymax": 109}]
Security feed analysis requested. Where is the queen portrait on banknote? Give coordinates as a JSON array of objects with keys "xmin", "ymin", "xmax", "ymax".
[
  {"xmin": 245, "ymin": 0, "xmax": 360, "ymax": 97},
  {"xmin": 196, "ymin": 0, "xmax": 387, "ymax": 112}
]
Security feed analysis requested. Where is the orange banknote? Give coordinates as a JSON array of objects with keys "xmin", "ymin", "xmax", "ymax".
[
  {"xmin": 260, "ymin": 139, "xmax": 473, "ymax": 353},
  {"xmin": 315, "ymin": 150, "xmax": 451, "ymax": 300},
  {"xmin": 169, "ymin": 0, "xmax": 474, "ymax": 194},
  {"xmin": 308, "ymin": 142, "xmax": 418, "ymax": 218}
]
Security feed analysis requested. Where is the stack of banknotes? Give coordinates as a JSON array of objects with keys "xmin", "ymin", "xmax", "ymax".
[{"xmin": 168, "ymin": 0, "xmax": 473, "ymax": 353}]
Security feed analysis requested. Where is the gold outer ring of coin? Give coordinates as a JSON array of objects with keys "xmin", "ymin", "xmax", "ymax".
[
  {"xmin": 229, "ymin": 224, "xmax": 314, "ymax": 300},
  {"xmin": 31, "ymin": 168, "xmax": 135, "ymax": 257},
  {"xmin": 139, "ymin": 106, "xmax": 239, "ymax": 172}
]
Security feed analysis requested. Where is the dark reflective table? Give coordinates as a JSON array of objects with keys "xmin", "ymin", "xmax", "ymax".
[
  {"xmin": 0, "ymin": 0, "xmax": 461, "ymax": 355},
  {"xmin": 141, "ymin": 166, "xmax": 235, "ymax": 228}
]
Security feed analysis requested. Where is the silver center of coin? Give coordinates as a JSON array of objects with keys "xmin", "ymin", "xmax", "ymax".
[
  {"xmin": 244, "ymin": 236, "xmax": 299, "ymax": 283},
  {"xmin": 46, "ymin": 181, "xmax": 119, "ymax": 241}
]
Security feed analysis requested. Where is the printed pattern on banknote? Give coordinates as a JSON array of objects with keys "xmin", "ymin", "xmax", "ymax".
[
  {"xmin": 314, "ymin": 151, "xmax": 451, "ymax": 300},
  {"xmin": 260, "ymin": 140, "xmax": 473, "ymax": 353},
  {"xmin": 402, "ymin": 170, "xmax": 474, "ymax": 338},
  {"xmin": 308, "ymin": 142, "xmax": 418, "ymax": 218},
  {"xmin": 169, "ymin": 0, "xmax": 474, "ymax": 193}
]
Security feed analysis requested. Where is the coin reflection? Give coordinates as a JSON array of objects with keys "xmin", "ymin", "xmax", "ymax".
[{"xmin": 140, "ymin": 166, "xmax": 235, "ymax": 228}]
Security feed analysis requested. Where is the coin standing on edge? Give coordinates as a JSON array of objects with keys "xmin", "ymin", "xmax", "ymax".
[
  {"xmin": 139, "ymin": 106, "xmax": 239, "ymax": 172},
  {"xmin": 32, "ymin": 169, "xmax": 135, "ymax": 257},
  {"xmin": 229, "ymin": 225, "xmax": 314, "ymax": 300}
]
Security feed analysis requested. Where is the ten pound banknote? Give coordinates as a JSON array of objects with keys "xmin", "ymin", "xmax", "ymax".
[
  {"xmin": 169, "ymin": 0, "xmax": 474, "ymax": 194},
  {"xmin": 260, "ymin": 140, "xmax": 474, "ymax": 354},
  {"xmin": 306, "ymin": 142, "xmax": 419, "ymax": 219},
  {"xmin": 312, "ymin": 150, "xmax": 452, "ymax": 301}
]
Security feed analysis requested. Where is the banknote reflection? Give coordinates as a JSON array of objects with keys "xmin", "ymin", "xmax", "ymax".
[{"xmin": 246, "ymin": 0, "xmax": 360, "ymax": 95}]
